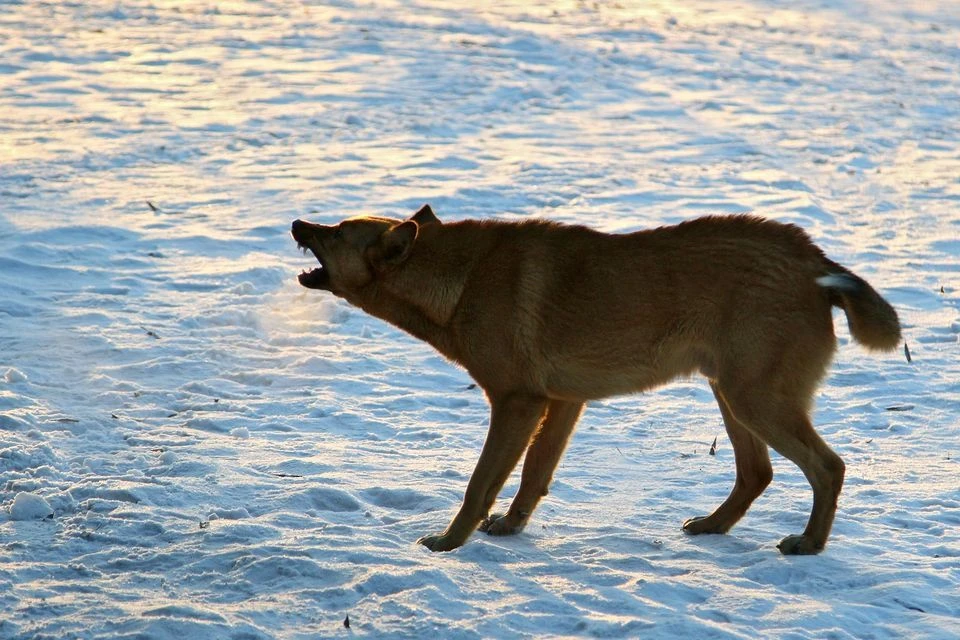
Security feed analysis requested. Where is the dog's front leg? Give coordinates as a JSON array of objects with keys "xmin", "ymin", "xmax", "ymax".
[
  {"xmin": 481, "ymin": 399, "xmax": 585, "ymax": 536},
  {"xmin": 418, "ymin": 393, "xmax": 548, "ymax": 552}
]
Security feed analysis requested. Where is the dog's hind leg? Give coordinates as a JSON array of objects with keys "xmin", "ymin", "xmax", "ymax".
[
  {"xmin": 418, "ymin": 393, "xmax": 548, "ymax": 552},
  {"xmin": 683, "ymin": 381, "xmax": 773, "ymax": 536},
  {"xmin": 481, "ymin": 399, "xmax": 585, "ymax": 536},
  {"xmin": 712, "ymin": 380, "xmax": 845, "ymax": 555}
]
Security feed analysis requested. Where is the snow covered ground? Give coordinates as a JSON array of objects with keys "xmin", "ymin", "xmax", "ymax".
[{"xmin": 1, "ymin": 0, "xmax": 958, "ymax": 637}]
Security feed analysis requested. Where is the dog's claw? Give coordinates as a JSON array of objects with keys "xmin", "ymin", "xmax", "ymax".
[
  {"xmin": 682, "ymin": 515, "xmax": 730, "ymax": 535},
  {"xmin": 417, "ymin": 533, "xmax": 459, "ymax": 552},
  {"xmin": 682, "ymin": 516, "xmax": 708, "ymax": 534},
  {"xmin": 777, "ymin": 534, "xmax": 823, "ymax": 555},
  {"xmin": 479, "ymin": 512, "xmax": 525, "ymax": 536}
]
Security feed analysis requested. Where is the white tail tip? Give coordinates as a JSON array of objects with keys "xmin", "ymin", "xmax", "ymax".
[{"xmin": 816, "ymin": 274, "xmax": 859, "ymax": 291}]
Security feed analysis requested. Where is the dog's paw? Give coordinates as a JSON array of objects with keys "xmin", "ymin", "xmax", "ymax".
[
  {"xmin": 682, "ymin": 515, "xmax": 728, "ymax": 535},
  {"xmin": 479, "ymin": 512, "xmax": 525, "ymax": 536},
  {"xmin": 777, "ymin": 534, "xmax": 823, "ymax": 555},
  {"xmin": 682, "ymin": 516, "xmax": 708, "ymax": 534},
  {"xmin": 417, "ymin": 533, "xmax": 461, "ymax": 552}
]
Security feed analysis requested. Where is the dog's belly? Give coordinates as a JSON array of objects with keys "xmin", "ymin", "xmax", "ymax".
[{"xmin": 542, "ymin": 347, "xmax": 711, "ymax": 401}]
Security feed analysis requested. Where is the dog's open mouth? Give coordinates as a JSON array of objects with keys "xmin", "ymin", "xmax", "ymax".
[
  {"xmin": 291, "ymin": 220, "xmax": 331, "ymax": 290},
  {"xmin": 296, "ymin": 243, "xmax": 330, "ymax": 289}
]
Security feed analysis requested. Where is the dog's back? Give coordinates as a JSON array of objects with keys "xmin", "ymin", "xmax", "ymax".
[{"xmin": 438, "ymin": 215, "xmax": 884, "ymax": 402}]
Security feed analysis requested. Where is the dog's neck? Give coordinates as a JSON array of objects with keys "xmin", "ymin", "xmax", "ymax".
[
  {"xmin": 349, "ymin": 222, "xmax": 486, "ymax": 357},
  {"xmin": 352, "ymin": 285, "xmax": 450, "ymax": 350}
]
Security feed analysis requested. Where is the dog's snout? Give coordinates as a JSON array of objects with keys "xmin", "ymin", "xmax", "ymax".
[{"xmin": 291, "ymin": 219, "xmax": 317, "ymax": 243}]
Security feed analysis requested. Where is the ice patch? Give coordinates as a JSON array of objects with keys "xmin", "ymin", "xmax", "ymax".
[
  {"xmin": 0, "ymin": 443, "xmax": 59, "ymax": 471},
  {"xmin": 141, "ymin": 605, "xmax": 227, "ymax": 623},
  {"xmin": 2, "ymin": 368, "xmax": 28, "ymax": 383},
  {"xmin": 207, "ymin": 506, "xmax": 251, "ymax": 520},
  {"xmin": 293, "ymin": 487, "xmax": 362, "ymax": 513},
  {"xmin": 361, "ymin": 486, "xmax": 432, "ymax": 511},
  {"xmin": 9, "ymin": 492, "xmax": 53, "ymax": 520}
]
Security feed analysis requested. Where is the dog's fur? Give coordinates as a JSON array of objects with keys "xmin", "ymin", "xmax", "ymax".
[{"xmin": 291, "ymin": 205, "xmax": 900, "ymax": 554}]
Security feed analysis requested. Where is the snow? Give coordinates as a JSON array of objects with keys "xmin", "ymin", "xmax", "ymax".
[
  {"xmin": 1, "ymin": 0, "xmax": 958, "ymax": 638},
  {"xmin": 8, "ymin": 493, "xmax": 53, "ymax": 521}
]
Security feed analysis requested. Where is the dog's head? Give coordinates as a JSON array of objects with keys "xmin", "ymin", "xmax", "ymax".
[{"xmin": 291, "ymin": 204, "xmax": 440, "ymax": 295}]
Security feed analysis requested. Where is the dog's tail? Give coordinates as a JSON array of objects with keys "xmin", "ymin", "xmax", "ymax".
[{"xmin": 817, "ymin": 263, "xmax": 901, "ymax": 351}]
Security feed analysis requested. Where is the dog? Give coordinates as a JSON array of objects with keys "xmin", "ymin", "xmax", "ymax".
[{"xmin": 291, "ymin": 205, "xmax": 900, "ymax": 554}]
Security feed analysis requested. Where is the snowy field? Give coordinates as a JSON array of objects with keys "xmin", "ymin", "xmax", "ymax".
[{"xmin": 1, "ymin": 0, "xmax": 959, "ymax": 638}]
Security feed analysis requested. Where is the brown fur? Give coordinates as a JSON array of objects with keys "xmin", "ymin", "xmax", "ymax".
[{"xmin": 291, "ymin": 205, "xmax": 901, "ymax": 555}]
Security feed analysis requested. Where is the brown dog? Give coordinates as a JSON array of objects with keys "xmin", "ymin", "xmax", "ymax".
[{"xmin": 291, "ymin": 205, "xmax": 900, "ymax": 555}]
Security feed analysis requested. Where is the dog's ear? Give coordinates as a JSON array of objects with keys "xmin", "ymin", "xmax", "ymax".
[
  {"xmin": 368, "ymin": 220, "xmax": 418, "ymax": 272},
  {"xmin": 410, "ymin": 204, "xmax": 441, "ymax": 226}
]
